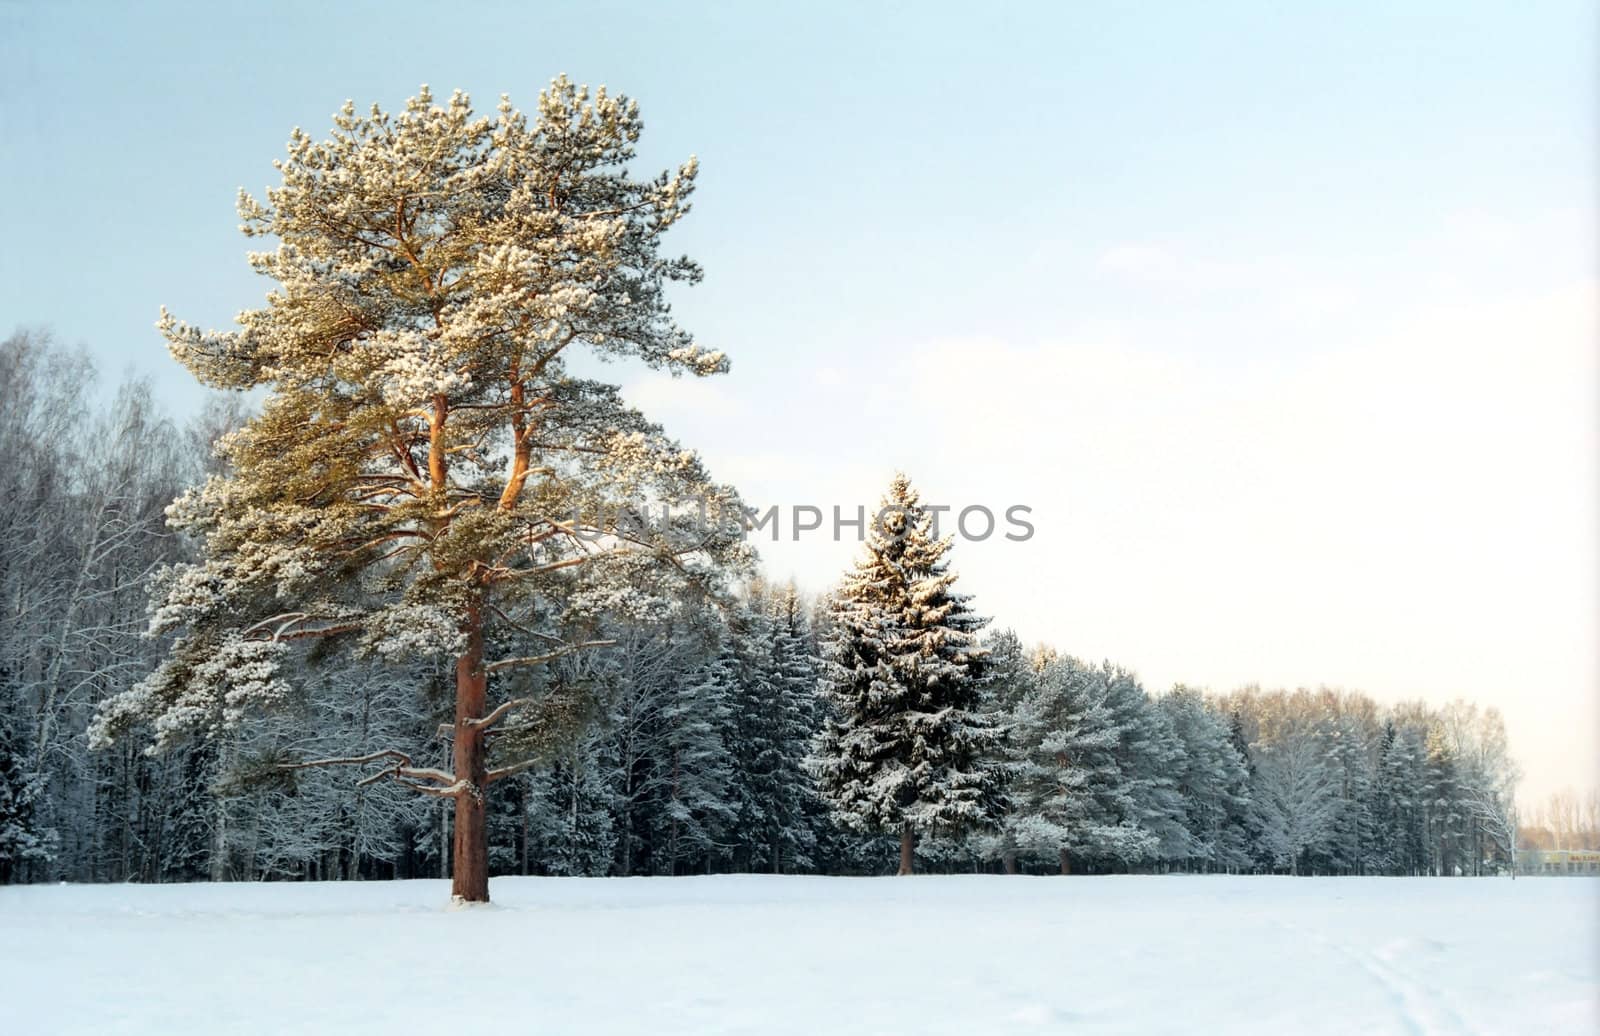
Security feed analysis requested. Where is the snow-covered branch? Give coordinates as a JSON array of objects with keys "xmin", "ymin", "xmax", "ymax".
[{"xmin": 482, "ymin": 639, "xmax": 616, "ymax": 676}]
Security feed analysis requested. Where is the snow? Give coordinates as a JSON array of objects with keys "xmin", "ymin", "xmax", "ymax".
[{"xmin": 1, "ymin": 875, "xmax": 1595, "ymax": 1034}]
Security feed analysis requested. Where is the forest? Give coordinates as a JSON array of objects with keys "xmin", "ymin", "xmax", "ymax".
[{"xmin": 0, "ymin": 330, "xmax": 1545, "ymax": 886}]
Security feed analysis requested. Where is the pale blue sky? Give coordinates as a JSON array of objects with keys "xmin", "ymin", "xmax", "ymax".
[
  {"xmin": 2, "ymin": 1, "xmax": 1590, "ymax": 400},
  {"xmin": 2, "ymin": 1, "xmax": 1595, "ymax": 795}
]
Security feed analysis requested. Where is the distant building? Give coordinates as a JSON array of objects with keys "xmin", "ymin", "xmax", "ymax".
[{"xmin": 1518, "ymin": 849, "xmax": 1600, "ymax": 875}]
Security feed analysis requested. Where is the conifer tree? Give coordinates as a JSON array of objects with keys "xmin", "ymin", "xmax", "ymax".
[
  {"xmin": 1104, "ymin": 673, "xmax": 1190, "ymax": 866},
  {"xmin": 0, "ymin": 715, "xmax": 54, "ymax": 883},
  {"xmin": 1008, "ymin": 655, "xmax": 1121, "ymax": 873},
  {"xmin": 1319, "ymin": 708, "xmax": 1378, "ymax": 875},
  {"xmin": 756, "ymin": 585, "xmax": 823, "ymax": 873},
  {"xmin": 1224, "ymin": 710, "xmax": 1267, "ymax": 868},
  {"xmin": 813, "ymin": 474, "xmax": 1000, "ymax": 875},
  {"xmin": 1423, "ymin": 729, "xmax": 1465, "ymax": 876},
  {"xmin": 1159, "ymin": 687, "xmax": 1251, "ymax": 872},
  {"xmin": 1046, "ymin": 661, "xmax": 1164, "ymax": 872},
  {"xmin": 88, "ymin": 81, "xmax": 745, "ymax": 901},
  {"xmin": 1366, "ymin": 719, "xmax": 1406, "ymax": 874},
  {"xmin": 723, "ymin": 603, "xmax": 778, "ymax": 871},
  {"xmin": 530, "ymin": 730, "xmax": 619, "ymax": 877},
  {"xmin": 972, "ymin": 628, "xmax": 1038, "ymax": 873},
  {"xmin": 657, "ymin": 652, "xmax": 738, "ymax": 874}
]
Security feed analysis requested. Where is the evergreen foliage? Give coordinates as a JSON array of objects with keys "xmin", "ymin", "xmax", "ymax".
[{"xmin": 812, "ymin": 475, "xmax": 1002, "ymax": 869}]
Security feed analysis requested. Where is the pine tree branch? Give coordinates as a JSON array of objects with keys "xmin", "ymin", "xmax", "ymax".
[
  {"xmin": 241, "ymin": 612, "xmax": 363, "ymax": 642},
  {"xmin": 482, "ymin": 638, "xmax": 615, "ymax": 676},
  {"xmin": 484, "ymin": 757, "xmax": 542, "ymax": 785},
  {"xmin": 398, "ymin": 778, "xmax": 472, "ymax": 798},
  {"xmin": 281, "ymin": 750, "xmax": 458, "ymax": 793},
  {"xmin": 280, "ymin": 748, "xmax": 412, "ymax": 772}
]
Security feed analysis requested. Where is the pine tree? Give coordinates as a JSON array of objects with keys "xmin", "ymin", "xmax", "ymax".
[
  {"xmin": 723, "ymin": 604, "xmax": 778, "ymax": 871},
  {"xmin": 1379, "ymin": 722, "xmax": 1430, "ymax": 875},
  {"xmin": 761, "ymin": 585, "xmax": 823, "ymax": 872},
  {"xmin": 0, "ymin": 715, "xmax": 54, "ymax": 883},
  {"xmin": 1054, "ymin": 664, "xmax": 1175, "ymax": 872},
  {"xmin": 1423, "ymin": 728, "xmax": 1465, "ymax": 876},
  {"xmin": 530, "ymin": 729, "xmax": 619, "ymax": 877},
  {"xmin": 603, "ymin": 625, "xmax": 685, "ymax": 878},
  {"xmin": 1366, "ymin": 719, "xmax": 1406, "ymax": 874},
  {"xmin": 1225, "ymin": 710, "xmax": 1264, "ymax": 870},
  {"xmin": 1159, "ymin": 687, "xmax": 1251, "ymax": 873},
  {"xmin": 972, "ymin": 629, "xmax": 1038, "ymax": 873},
  {"xmin": 981, "ymin": 630, "xmax": 1035, "ymax": 715},
  {"xmin": 1317, "ymin": 707, "xmax": 1378, "ymax": 875},
  {"xmin": 711, "ymin": 592, "xmax": 817, "ymax": 873},
  {"xmin": 1010, "ymin": 655, "xmax": 1124, "ymax": 874},
  {"xmin": 656, "ymin": 653, "xmax": 738, "ymax": 874},
  {"xmin": 85, "ymin": 81, "xmax": 745, "ymax": 901},
  {"xmin": 812, "ymin": 474, "xmax": 1001, "ymax": 875},
  {"xmin": 1108, "ymin": 674, "xmax": 1190, "ymax": 868}
]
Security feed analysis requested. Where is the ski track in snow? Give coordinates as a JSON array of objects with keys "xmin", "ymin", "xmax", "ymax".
[
  {"xmin": 1278, "ymin": 919, "xmax": 1479, "ymax": 1036},
  {"xmin": 0, "ymin": 875, "xmax": 1595, "ymax": 1035}
]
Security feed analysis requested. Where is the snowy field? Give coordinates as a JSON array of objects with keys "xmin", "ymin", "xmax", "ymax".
[{"xmin": 2, "ymin": 876, "xmax": 1595, "ymax": 1034}]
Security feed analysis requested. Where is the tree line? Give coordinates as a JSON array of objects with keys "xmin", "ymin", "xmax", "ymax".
[
  {"xmin": 0, "ymin": 82, "xmax": 1544, "ymax": 889},
  {"xmin": 0, "ymin": 332, "xmax": 1531, "ymax": 883},
  {"xmin": 1519, "ymin": 788, "xmax": 1600, "ymax": 853}
]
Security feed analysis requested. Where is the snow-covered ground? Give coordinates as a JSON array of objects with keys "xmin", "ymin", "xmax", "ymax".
[{"xmin": 2, "ymin": 875, "xmax": 1595, "ymax": 1034}]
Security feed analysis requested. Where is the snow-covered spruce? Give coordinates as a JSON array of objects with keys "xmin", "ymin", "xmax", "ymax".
[{"xmin": 811, "ymin": 474, "xmax": 1002, "ymax": 874}]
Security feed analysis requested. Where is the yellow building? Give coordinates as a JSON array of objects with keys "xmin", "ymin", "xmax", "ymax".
[{"xmin": 1518, "ymin": 849, "xmax": 1600, "ymax": 875}]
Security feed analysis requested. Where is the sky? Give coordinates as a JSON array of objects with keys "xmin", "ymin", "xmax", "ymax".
[{"xmin": 1, "ymin": 1, "xmax": 1595, "ymax": 800}]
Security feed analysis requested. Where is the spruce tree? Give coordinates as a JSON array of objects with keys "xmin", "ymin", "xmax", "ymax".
[
  {"xmin": 972, "ymin": 628, "xmax": 1038, "ymax": 873},
  {"xmin": 657, "ymin": 653, "xmax": 738, "ymax": 874},
  {"xmin": 1049, "ymin": 661, "xmax": 1158, "ymax": 873},
  {"xmin": 1106, "ymin": 674, "xmax": 1190, "ymax": 867},
  {"xmin": 1367, "ymin": 719, "xmax": 1405, "ymax": 874},
  {"xmin": 723, "ymin": 603, "xmax": 778, "ymax": 871},
  {"xmin": 1423, "ymin": 729, "xmax": 1465, "ymax": 876},
  {"xmin": 754, "ymin": 586, "xmax": 823, "ymax": 873},
  {"xmin": 813, "ymin": 474, "xmax": 1000, "ymax": 875},
  {"xmin": 1225, "ymin": 711, "xmax": 1264, "ymax": 869},
  {"xmin": 0, "ymin": 716, "xmax": 54, "ymax": 883},
  {"xmin": 531, "ymin": 729, "xmax": 620, "ymax": 877},
  {"xmin": 1319, "ymin": 708, "xmax": 1378, "ymax": 875},
  {"xmin": 1158, "ymin": 687, "xmax": 1251, "ymax": 873},
  {"xmin": 1009, "ymin": 655, "xmax": 1119, "ymax": 874}
]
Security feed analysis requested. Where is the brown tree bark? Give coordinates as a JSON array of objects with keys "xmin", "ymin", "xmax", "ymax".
[
  {"xmin": 451, "ymin": 602, "xmax": 490, "ymax": 902},
  {"xmin": 1002, "ymin": 848, "xmax": 1018, "ymax": 875},
  {"xmin": 1059, "ymin": 848, "xmax": 1071, "ymax": 875},
  {"xmin": 898, "ymin": 823, "xmax": 915, "ymax": 876}
]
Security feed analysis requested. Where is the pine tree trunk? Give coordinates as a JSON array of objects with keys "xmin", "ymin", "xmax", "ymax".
[
  {"xmin": 897, "ymin": 823, "xmax": 915, "ymax": 876},
  {"xmin": 1059, "ymin": 848, "xmax": 1071, "ymax": 876},
  {"xmin": 1002, "ymin": 848, "xmax": 1017, "ymax": 875},
  {"xmin": 451, "ymin": 603, "xmax": 490, "ymax": 902}
]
